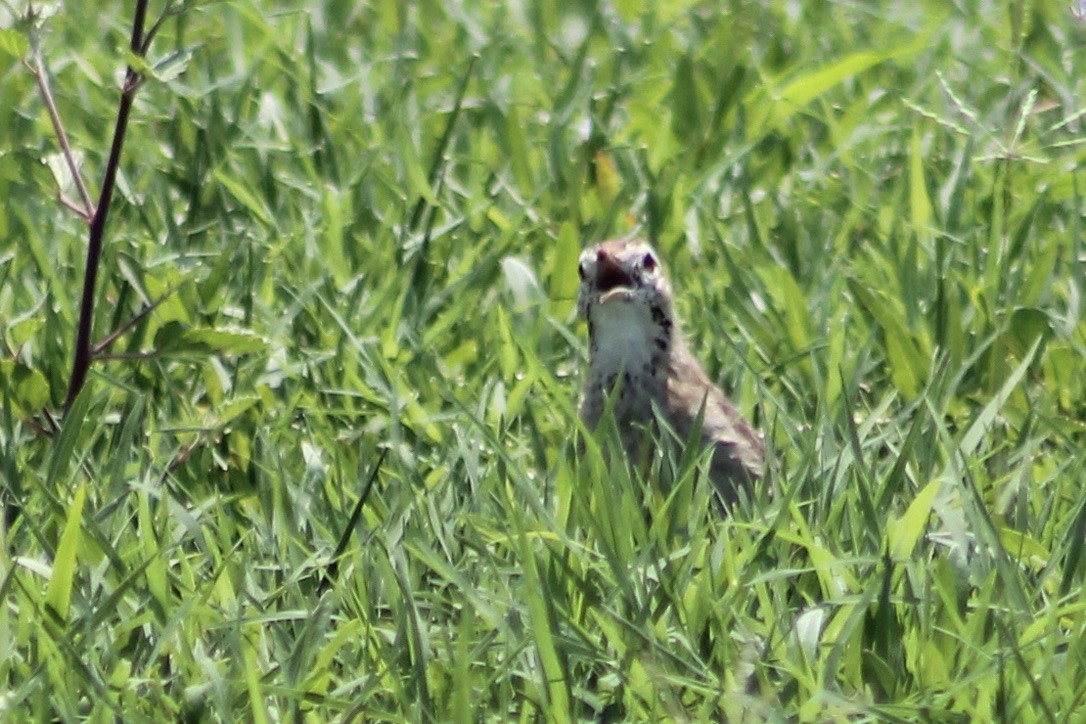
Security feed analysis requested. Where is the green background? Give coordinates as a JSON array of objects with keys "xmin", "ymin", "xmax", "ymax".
[{"xmin": 1, "ymin": 0, "xmax": 1084, "ymax": 719}]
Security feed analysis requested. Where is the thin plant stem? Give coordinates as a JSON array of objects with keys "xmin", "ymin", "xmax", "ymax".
[
  {"xmin": 27, "ymin": 47, "xmax": 95, "ymax": 219},
  {"xmin": 91, "ymin": 294, "xmax": 169, "ymax": 356},
  {"xmin": 63, "ymin": 0, "xmax": 151, "ymax": 410},
  {"xmin": 58, "ymin": 194, "xmax": 92, "ymax": 220}
]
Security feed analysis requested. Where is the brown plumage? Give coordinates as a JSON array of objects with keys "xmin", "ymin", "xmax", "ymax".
[{"xmin": 576, "ymin": 238, "xmax": 764, "ymax": 506}]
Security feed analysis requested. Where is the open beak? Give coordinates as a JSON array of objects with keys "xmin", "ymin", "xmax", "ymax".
[{"xmin": 595, "ymin": 251, "xmax": 635, "ymax": 302}]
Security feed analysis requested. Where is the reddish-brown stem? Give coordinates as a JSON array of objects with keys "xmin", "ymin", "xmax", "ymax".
[
  {"xmin": 63, "ymin": 0, "xmax": 150, "ymax": 410},
  {"xmin": 27, "ymin": 52, "xmax": 95, "ymax": 218},
  {"xmin": 95, "ymin": 352, "xmax": 161, "ymax": 362},
  {"xmin": 91, "ymin": 294, "xmax": 168, "ymax": 356},
  {"xmin": 58, "ymin": 194, "xmax": 94, "ymax": 222}
]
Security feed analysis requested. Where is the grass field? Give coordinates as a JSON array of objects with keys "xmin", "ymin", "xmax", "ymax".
[{"xmin": 2, "ymin": 0, "xmax": 1086, "ymax": 719}]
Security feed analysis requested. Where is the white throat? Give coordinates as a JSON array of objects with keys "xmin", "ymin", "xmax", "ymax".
[{"xmin": 588, "ymin": 299, "xmax": 657, "ymax": 378}]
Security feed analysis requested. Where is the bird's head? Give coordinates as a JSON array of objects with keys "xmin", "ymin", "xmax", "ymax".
[
  {"xmin": 576, "ymin": 239, "xmax": 675, "ymax": 352},
  {"xmin": 577, "ymin": 239, "xmax": 672, "ymax": 319}
]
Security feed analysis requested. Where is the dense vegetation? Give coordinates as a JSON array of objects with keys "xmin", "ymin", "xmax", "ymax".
[{"xmin": 2, "ymin": 0, "xmax": 1084, "ymax": 719}]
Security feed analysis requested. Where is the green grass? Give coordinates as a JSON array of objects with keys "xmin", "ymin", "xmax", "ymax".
[{"xmin": 2, "ymin": 0, "xmax": 1086, "ymax": 719}]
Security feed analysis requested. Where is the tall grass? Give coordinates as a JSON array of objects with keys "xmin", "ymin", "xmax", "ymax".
[{"xmin": 1, "ymin": 0, "xmax": 1084, "ymax": 718}]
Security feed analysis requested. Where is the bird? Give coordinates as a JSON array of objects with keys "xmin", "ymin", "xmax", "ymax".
[{"xmin": 576, "ymin": 238, "xmax": 765, "ymax": 507}]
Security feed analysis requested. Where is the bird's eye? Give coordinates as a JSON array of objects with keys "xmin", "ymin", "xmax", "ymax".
[
  {"xmin": 642, "ymin": 252, "xmax": 657, "ymax": 272},
  {"xmin": 577, "ymin": 262, "xmax": 586, "ymax": 280}
]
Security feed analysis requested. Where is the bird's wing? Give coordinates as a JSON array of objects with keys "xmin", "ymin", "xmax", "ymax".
[{"xmin": 665, "ymin": 355, "xmax": 765, "ymax": 500}]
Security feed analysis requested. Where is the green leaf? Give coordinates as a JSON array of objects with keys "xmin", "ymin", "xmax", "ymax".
[
  {"xmin": 397, "ymin": 126, "xmax": 439, "ymax": 208},
  {"xmin": 760, "ymin": 264, "xmax": 813, "ymax": 355},
  {"xmin": 755, "ymin": 50, "xmax": 889, "ymax": 133},
  {"xmin": 48, "ymin": 386, "xmax": 92, "ymax": 488},
  {"xmin": 150, "ymin": 46, "xmax": 195, "ymax": 83},
  {"xmin": 45, "ymin": 483, "xmax": 86, "ymax": 621},
  {"xmin": 849, "ymin": 278, "xmax": 927, "ymax": 398},
  {"xmin": 959, "ymin": 337, "xmax": 1040, "ymax": 457},
  {"xmin": 1044, "ymin": 344, "xmax": 1083, "ymax": 411},
  {"xmin": 889, "ymin": 478, "xmax": 940, "ymax": 559},
  {"xmin": 122, "ymin": 49, "xmax": 156, "ymax": 78},
  {"xmin": 0, "ymin": 29, "xmax": 30, "ymax": 59},
  {"xmin": 779, "ymin": 51, "xmax": 885, "ymax": 110},
  {"xmin": 138, "ymin": 491, "xmax": 168, "ymax": 608},
  {"xmin": 152, "ymin": 320, "xmax": 187, "ymax": 352},
  {"xmin": 217, "ymin": 395, "xmax": 261, "ymax": 426},
  {"xmin": 2, "ymin": 360, "xmax": 50, "ymax": 414},
  {"xmin": 510, "ymin": 515, "xmax": 570, "ymax": 716},
  {"xmin": 214, "ymin": 169, "xmax": 273, "ymax": 227},
  {"xmin": 156, "ymin": 324, "xmax": 268, "ymax": 355},
  {"xmin": 43, "ymin": 152, "xmax": 82, "ymax": 196},
  {"xmin": 12, "ymin": 362, "xmax": 50, "ymax": 412},
  {"xmin": 1007, "ymin": 307, "xmax": 1052, "ymax": 356},
  {"xmin": 8, "ymin": 307, "xmax": 45, "ymax": 347},
  {"xmin": 550, "ymin": 222, "xmax": 580, "ymax": 306},
  {"xmin": 500, "ymin": 256, "xmax": 543, "ymax": 310},
  {"xmin": 320, "ymin": 185, "xmax": 349, "ymax": 286},
  {"xmin": 909, "ymin": 126, "xmax": 932, "ymax": 234},
  {"xmin": 744, "ymin": 21, "xmax": 936, "ymax": 140},
  {"xmin": 670, "ymin": 53, "xmax": 702, "ymax": 142},
  {"xmin": 504, "ymin": 105, "xmax": 532, "ymax": 192},
  {"xmin": 999, "ymin": 527, "xmax": 1049, "ymax": 570}
]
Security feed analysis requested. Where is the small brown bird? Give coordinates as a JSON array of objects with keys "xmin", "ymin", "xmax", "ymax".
[{"xmin": 577, "ymin": 238, "xmax": 765, "ymax": 506}]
